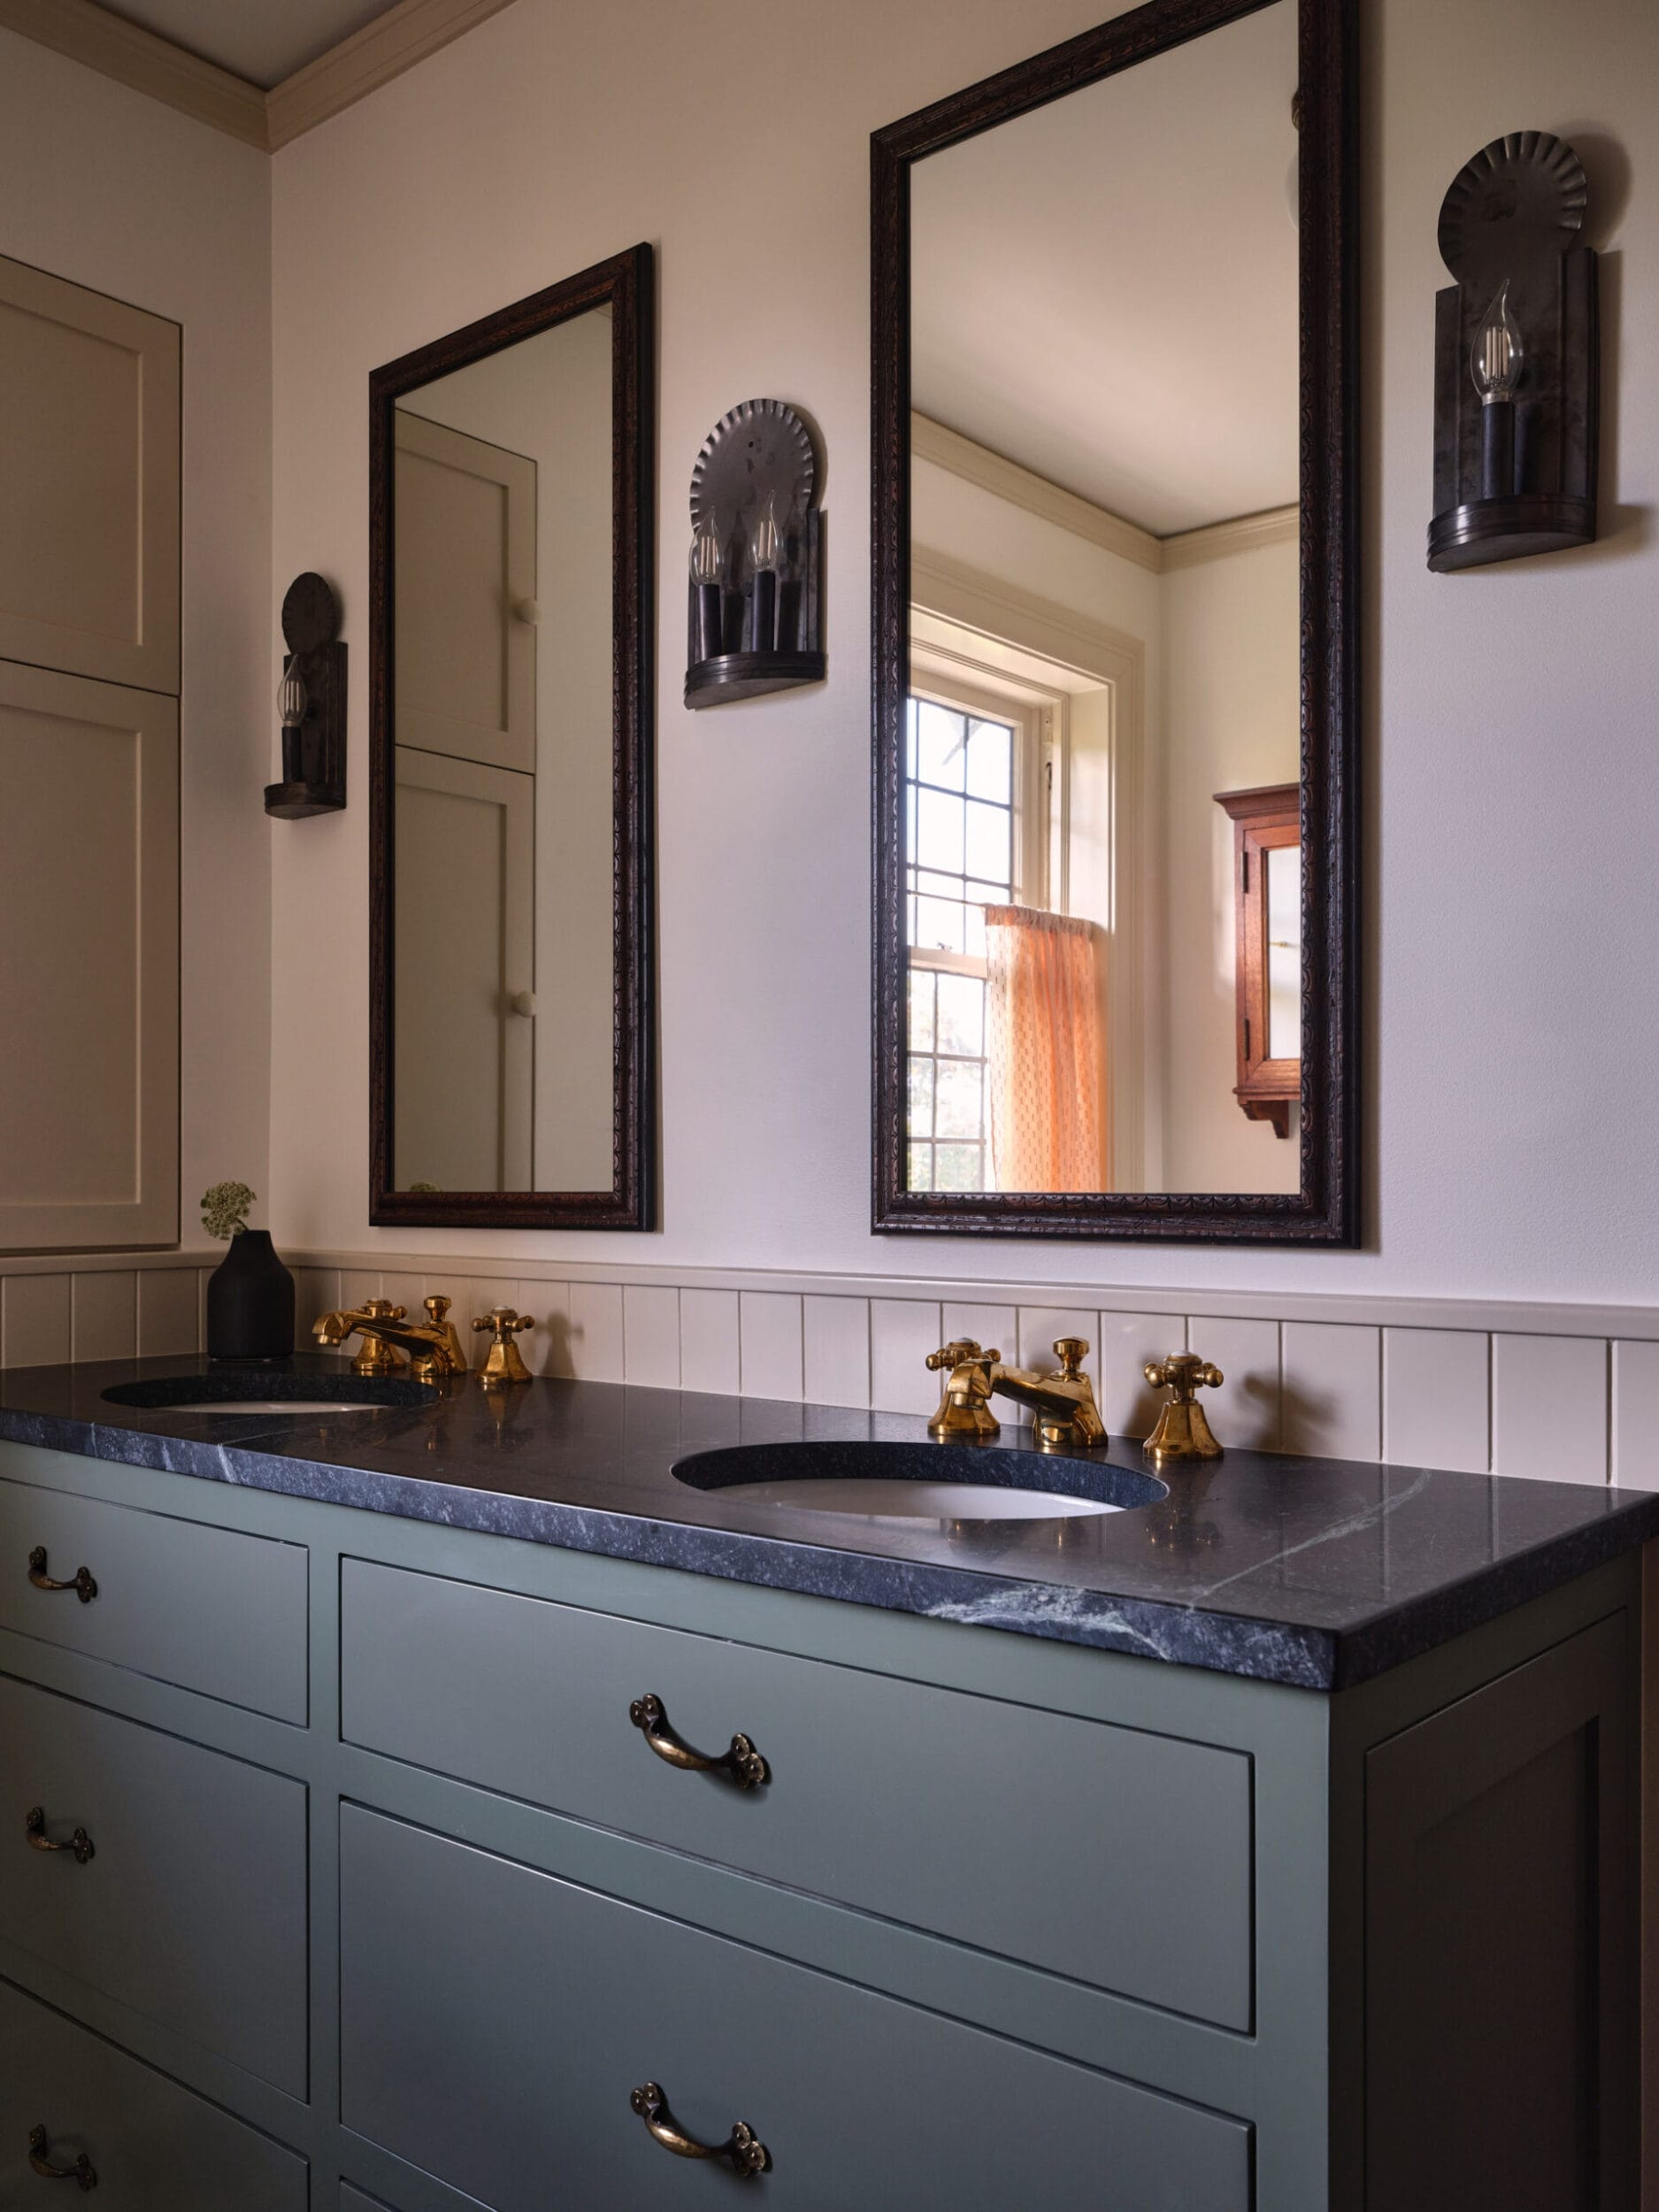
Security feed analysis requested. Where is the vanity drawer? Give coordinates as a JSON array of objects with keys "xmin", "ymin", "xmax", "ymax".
[
  {"xmin": 0, "ymin": 1472, "xmax": 308, "ymax": 1723},
  {"xmin": 342, "ymin": 1558, "xmax": 1253, "ymax": 2029},
  {"xmin": 341, "ymin": 1805, "xmax": 1250, "ymax": 2212},
  {"xmin": 0, "ymin": 1675, "xmax": 308, "ymax": 2095},
  {"xmin": 0, "ymin": 1975, "xmax": 308, "ymax": 2211}
]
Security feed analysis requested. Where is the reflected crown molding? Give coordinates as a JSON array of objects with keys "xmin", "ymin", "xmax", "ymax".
[
  {"xmin": 911, "ymin": 412, "xmax": 1297, "ymax": 574},
  {"xmin": 0, "ymin": 0, "xmax": 518, "ymax": 151}
]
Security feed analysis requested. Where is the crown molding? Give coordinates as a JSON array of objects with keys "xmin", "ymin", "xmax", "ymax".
[
  {"xmin": 0, "ymin": 0, "xmax": 268, "ymax": 145},
  {"xmin": 912, "ymin": 412, "xmax": 1298, "ymax": 575},
  {"xmin": 1160, "ymin": 504, "xmax": 1300, "ymax": 570},
  {"xmin": 0, "ymin": 0, "xmax": 521, "ymax": 152},
  {"xmin": 265, "ymin": 0, "xmax": 518, "ymax": 150},
  {"xmin": 912, "ymin": 411, "xmax": 1162, "ymax": 572}
]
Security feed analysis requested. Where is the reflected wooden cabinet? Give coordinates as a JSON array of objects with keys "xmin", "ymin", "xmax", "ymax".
[
  {"xmin": 0, "ymin": 253, "xmax": 180, "ymax": 1252},
  {"xmin": 1217, "ymin": 782, "xmax": 1301, "ymax": 1139}
]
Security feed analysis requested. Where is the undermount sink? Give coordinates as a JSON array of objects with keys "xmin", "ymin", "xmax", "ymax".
[
  {"xmin": 101, "ymin": 1372, "xmax": 436, "ymax": 1417},
  {"xmin": 673, "ymin": 1440, "xmax": 1164, "ymax": 1525}
]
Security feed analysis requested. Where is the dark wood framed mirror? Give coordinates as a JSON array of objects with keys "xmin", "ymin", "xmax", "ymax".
[
  {"xmin": 369, "ymin": 243, "xmax": 654, "ymax": 1230},
  {"xmin": 872, "ymin": 1, "xmax": 1356, "ymax": 1242}
]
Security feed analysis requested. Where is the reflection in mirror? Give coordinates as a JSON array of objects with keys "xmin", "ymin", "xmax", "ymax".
[
  {"xmin": 370, "ymin": 247, "xmax": 652, "ymax": 1231},
  {"xmin": 392, "ymin": 313, "xmax": 613, "ymax": 1194},
  {"xmin": 907, "ymin": 1, "xmax": 1298, "ymax": 1199},
  {"xmin": 874, "ymin": 0, "xmax": 1355, "ymax": 1240}
]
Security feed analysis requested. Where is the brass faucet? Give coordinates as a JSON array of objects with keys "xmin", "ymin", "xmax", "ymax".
[
  {"xmin": 925, "ymin": 1336, "xmax": 1107, "ymax": 1452},
  {"xmin": 313, "ymin": 1294, "xmax": 469, "ymax": 1383}
]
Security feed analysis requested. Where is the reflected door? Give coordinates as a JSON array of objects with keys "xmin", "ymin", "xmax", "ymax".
[{"xmin": 394, "ymin": 749, "xmax": 533, "ymax": 1192}]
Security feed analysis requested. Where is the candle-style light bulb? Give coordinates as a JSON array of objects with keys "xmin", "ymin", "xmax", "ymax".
[
  {"xmin": 690, "ymin": 516, "xmax": 724, "ymax": 664},
  {"xmin": 1470, "ymin": 280, "xmax": 1524, "ymax": 404},
  {"xmin": 1470, "ymin": 280, "xmax": 1525, "ymax": 502},
  {"xmin": 748, "ymin": 494, "xmax": 782, "ymax": 657},
  {"xmin": 278, "ymin": 660, "xmax": 309, "ymax": 783}
]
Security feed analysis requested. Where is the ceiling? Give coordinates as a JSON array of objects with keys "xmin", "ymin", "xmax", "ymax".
[
  {"xmin": 99, "ymin": 0, "xmax": 403, "ymax": 87},
  {"xmin": 910, "ymin": 0, "xmax": 1300, "ymax": 539}
]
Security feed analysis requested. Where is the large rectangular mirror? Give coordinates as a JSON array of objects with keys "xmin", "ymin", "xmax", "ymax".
[
  {"xmin": 370, "ymin": 244, "xmax": 653, "ymax": 1230},
  {"xmin": 872, "ymin": 1, "xmax": 1356, "ymax": 1242}
]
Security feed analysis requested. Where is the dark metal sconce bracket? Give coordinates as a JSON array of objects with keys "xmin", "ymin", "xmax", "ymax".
[
  {"xmin": 265, "ymin": 570, "xmax": 347, "ymax": 817},
  {"xmin": 1429, "ymin": 132, "xmax": 1599, "ymax": 572}
]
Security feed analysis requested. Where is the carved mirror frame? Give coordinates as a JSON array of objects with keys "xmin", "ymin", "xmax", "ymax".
[
  {"xmin": 872, "ymin": 0, "xmax": 1357, "ymax": 1243},
  {"xmin": 368, "ymin": 243, "xmax": 655, "ymax": 1231}
]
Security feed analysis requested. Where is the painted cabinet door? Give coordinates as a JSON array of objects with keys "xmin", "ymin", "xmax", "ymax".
[
  {"xmin": 339, "ymin": 1805, "xmax": 1251, "ymax": 2212},
  {"xmin": 0, "ymin": 662, "xmax": 179, "ymax": 1248},
  {"xmin": 0, "ymin": 1973, "xmax": 308, "ymax": 2211},
  {"xmin": 0, "ymin": 1677, "xmax": 308, "ymax": 2096},
  {"xmin": 0, "ymin": 253, "xmax": 180, "ymax": 695}
]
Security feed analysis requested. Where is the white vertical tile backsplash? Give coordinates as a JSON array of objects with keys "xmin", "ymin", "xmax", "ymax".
[
  {"xmin": 1280, "ymin": 1323, "xmax": 1381, "ymax": 1462},
  {"xmin": 870, "ymin": 1300, "xmax": 944, "ymax": 1416},
  {"xmin": 3, "ymin": 1274, "xmax": 72, "ymax": 1368},
  {"xmin": 1492, "ymin": 1333, "xmax": 1608, "ymax": 1485},
  {"xmin": 71, "ymin": 1271, "xmax": 136, "ymax": 1364},
  {"xmin": 739, "ymin": 1293, "xmax": 803, "ymax": 1401},
  {"xmin": 1187, "ymin": 1316, "xmax": 1281, "ymax": 1452},
  {"xmin": 803, "ymin": 1295, "xmax": 871, "ymax": 1408},
  {"xmin": 135, "ymin": 1268, "xmax": 198, "ymax": 1358},
  {"xmin": 1611, "ymin": 1341, "xmax": 1659, "ymax": 1491},
  {"xmin": 5, "ymin": 1255, "xmax": 1655, "ymax": 1496},
  {"xmin": 1383, "ymin": 1329, "xmax": 1489, "ymax": 1473},
  {"xmin": 623, "ymin": 1286, "xmax": 680, "ymax": 1389},
  {"xmin": 567, "ymin": 1281, "xmax": 624, "ymax": 1383},
  {"xmin": 680, "ymin": 1289, "xmax": 741, "ymax": 1396},
  {"xmin": 517, "ymin": 1282, "xmax": 571, "ymax": 1379},
  {"xmin": 1095, "ymin": 1310, "xmax": 1187, "ymax": 1440}
]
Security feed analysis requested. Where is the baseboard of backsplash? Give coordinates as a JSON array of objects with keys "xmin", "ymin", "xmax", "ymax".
[{"xmin": 4, "ymin": 1245, "xmax": 1657, "ymax": 1491}]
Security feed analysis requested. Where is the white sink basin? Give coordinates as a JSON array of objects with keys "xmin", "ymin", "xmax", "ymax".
[
  {"xmin": 710, "ymin": 1476, "xmax": 1122, "ymax": 1524},
  {"xmin": 192, "ymin": 1400, "xmax": 393, "ymax": 1415}
]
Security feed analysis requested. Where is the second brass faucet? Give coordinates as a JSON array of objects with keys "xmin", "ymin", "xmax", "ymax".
[
  {"xmin": 312, "ymin": 1294, "xmax": 469, "ymax": 1382},
  {"xmin": 926, "ymin": 1336, "xmax": 1106, "ymax": 1451}
]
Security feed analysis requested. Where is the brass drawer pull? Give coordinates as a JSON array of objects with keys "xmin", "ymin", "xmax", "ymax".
[
  {"xmin": 27, "ymin": 1548, "xmax": 96, "ymax": 1604},
  {"xmin": 630, "ymin": 2083, "xmax": 770, "ymax": 2177},
  {"xmin": 25, "ymin": 1808, "xmax": 95, "ymax": 1865},
  {"xmin": 27, "ymin": 2125, "xmax": 96, "ymax": 2189},
  {"xmin": 628, "ymin": 1694, "xmax": 768, "ymax": 1790}
]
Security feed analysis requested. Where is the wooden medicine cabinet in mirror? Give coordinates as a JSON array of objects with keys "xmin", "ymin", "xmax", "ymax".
[
  {"xmin": 872, "ymin": 1, "xmax": 1357, "ymax": 1242},
  {"xmin": 369, "ymin": 245, "xmax": 654, "ymax": 1230}
]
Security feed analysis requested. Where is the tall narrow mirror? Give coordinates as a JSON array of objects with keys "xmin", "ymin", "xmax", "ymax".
[
  {"xmin": 370, "ymin": 246, "xmax": 653, "ymax": 1230},
  {"xmin": 873, "ymin": 2, "xmax": 1356, "ymax": 1241}
]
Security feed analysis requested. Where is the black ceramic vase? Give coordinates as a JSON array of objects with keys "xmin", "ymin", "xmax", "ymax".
[{"xmin": 205, "ymin": 1230, "xmax": 296, "ymax": 1362}]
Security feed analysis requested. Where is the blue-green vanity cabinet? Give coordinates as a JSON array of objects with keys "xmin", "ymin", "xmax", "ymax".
[{"xmin": 0, "ymin": 1436, "xmax": 1641, "ymax": 2210}]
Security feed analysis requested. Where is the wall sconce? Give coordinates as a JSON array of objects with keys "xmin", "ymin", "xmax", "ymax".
[
  {"xmin": 1429, "ymin": 133, "xmax": 1598, "ymax": 572},
  {"xmin": 265, "ymin": 572, "xmax": 346, "ymax": 817},
  {"xmin": 685, "ymin": 398, "xmax": 825, "ymax": 708}
]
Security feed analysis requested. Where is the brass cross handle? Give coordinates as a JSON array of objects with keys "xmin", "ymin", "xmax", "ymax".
[
  {"xmin": 472, "ymin": 1306, "xmax": 534, "ymax": 1388},
  {"xmin": 924, "ymin": 1336, "xmax": 1001, "ymax": 1374},
  {"xmin": 27, "ymin": 2126, "xmax": 96, "ymax": 2190},
  {"xmin": 629, "ymin": 2083, "xmax": 771, "ymax": 2176},
  {"xmin": 26, "ymin": 1807, "xmax": 95, "ymax": 1864},
  {"xmin": 1141, "ymin": 1352, "xmax": 1225, "ymax": 1466},
  {"xmin": 628, "ymin": 1693, "xmax": 768, "ymax": 1790},
  {"xmin": 27, "ymin": 1548, "xmax": 96, "ymax": 1604}
]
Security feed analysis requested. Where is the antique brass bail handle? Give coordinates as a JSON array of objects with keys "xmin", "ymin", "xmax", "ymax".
[
  {"xmin": 27, "ymin": 1548, "xmax": 96, "ymax": 1604},
  {"xmin": 27, "ymin": 2126, "xmax": 96, "ymax": 2188},
  {"xmin": 25, "ymin": 1808, "xmax": 95, "ymax": 1864},
  {"xmin": 629, "ymin": 2084, "xmax": 771, "ymax": 2177},
  {"xmin": 627, "ymin": 1694, "xmax": 769, "ymax": 1790}
]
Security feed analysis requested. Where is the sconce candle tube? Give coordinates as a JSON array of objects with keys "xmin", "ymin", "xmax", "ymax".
[
  {"xmin": 689, "ymin": 518, "xmax": 724, "ymax": 663},
  {"xmin": 1480, "ymin": 399, "xmax": 1516, "ymax": 502}
]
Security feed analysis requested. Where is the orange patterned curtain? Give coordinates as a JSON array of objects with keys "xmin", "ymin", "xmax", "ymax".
[{"xmin": 983, "ymin": 906, "xmax": 1109, "ymax": 1193}]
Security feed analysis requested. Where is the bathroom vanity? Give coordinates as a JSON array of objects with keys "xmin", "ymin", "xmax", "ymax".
[{"xmin": 0, "ymin": 1357, "xmax": 1647, "ymax": 2211}]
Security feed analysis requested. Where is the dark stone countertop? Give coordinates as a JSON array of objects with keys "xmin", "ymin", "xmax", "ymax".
[{"xmin": 1, "ymin": 1352, "xmax": 1655, "ymax": 1691}]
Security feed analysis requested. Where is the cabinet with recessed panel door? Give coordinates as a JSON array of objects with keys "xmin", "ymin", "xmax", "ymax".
[{"xmin": 0, "ymin": 1434, "xmax": 1640, "ymax": 2212}]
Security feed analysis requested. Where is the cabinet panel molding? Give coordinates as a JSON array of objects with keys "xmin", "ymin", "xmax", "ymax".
[{"xmin": 0, "ymin": 253, "xmax": 180, "ymax": 695}]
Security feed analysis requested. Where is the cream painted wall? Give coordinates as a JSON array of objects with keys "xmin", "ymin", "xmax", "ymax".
[
  {"xmin": 266, "ymin": 0, "xmax": 1659, "ymax": 1306},
  {"xmin": 0, "ymin": 30, "xmax": 273, "ymax": 1238},
  {"xmin": 1161, "ymin": 538, "xmax": 1302, "ymax": 1195}
]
